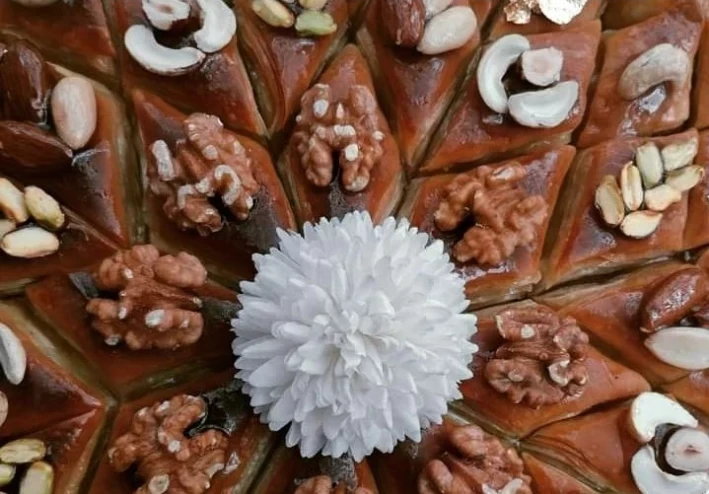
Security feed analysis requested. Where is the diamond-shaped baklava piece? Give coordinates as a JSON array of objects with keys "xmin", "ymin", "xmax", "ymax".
[
  {"xmin": 578, "ymin": 1, "xmax": 703, "ymax": 148},
  {"xmin": 132, "ymin": 90, "xmax": 296, "ymax": 284},
  {"xmin": 357, "ymin": 0, "xmax": 494, "ymax": 171},
  {"xmin": 423, "ymin": 21, "xmax": 600, "ymax": 173},
  {"xmin": 278, "ymin": 44, "xmax": 403, "ymax": 225},
  {"xmin": 402, "ymin": 146, "xmax": 573, "ymax": 307}
]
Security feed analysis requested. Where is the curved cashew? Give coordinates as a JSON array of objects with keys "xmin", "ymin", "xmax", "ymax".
[
  {"xmin": 507, "ymin": 80, "xmax": 579, "ymax": 128},
  {"xmin": 631, "ymin": 445, "xmax": 709, "ymax": 494},
  {"xmin": 477, "ymin": 34, "xmax": 531, "ymax": 114},
  {"xmin": 124, "ymin": 25, "xmax": 206, "ymax": 76},
  {"xmin": 193, "ymin": 0, "xmax": 237, "ymax": 54},
  {"xmin": 618, "ymin": 43, "xmax": 690, "ymax": 101},
  {"xmin": 142, "ymin": 0, "xmax": 191, "ymax": 31},
  {"xmin": 0, "ymin": 323, "xmax": 26, "ymax": 385}
]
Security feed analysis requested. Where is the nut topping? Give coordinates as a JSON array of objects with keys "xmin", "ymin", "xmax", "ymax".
[
  {"xmin": 417, "ymin": 6, "xmax": 477, "ymax": 56},
  {"xmin": 142, "ymin": 0, "xmax": 191, "ymax": 31},
  {"xmin": 520, "ymin": 47, "xmax": 563, "ymax": 87},
  {"xmin": 108, "ymin": 394, "xmax": 229, "ymax": 494},
  {"xmin": 85, "ymin": 245, "xmax": 208, "ymax": 351},
  {"xmin": 484, "ymin": 306, "xmax": 589, "ymax": 408},
  {"xmin": 294, "ymin": 84, "xmax": 384, "ymax": 192},
  {"xmin": 434, "ymin": 163, "xmax": 548, "ymax": 266},
  {"xmin": 417, "ymin": 425, "xmax": 532, "ymax": 494},
  {"xmin": 253, "ymin": 0, "xmax": 295, "ymax": 28},
  {"xmin": 507, "ymin": 80, "xmax": 579, "ymax": 128},
  {"xmin": 0, "ymin": 323, "xmax": 27, "ymax": 386},
  {"xmin": 0, "ymin": 462, "xmax": 15, "ymax": 487},
  {"xmin": 24, "ymin": 186, "xmax": 65, "ymax": 231},
  {"xmin": 148, "ymin": 114, "xmax": 259, "ymax": 235},
  {"xmin": 0, "ymin": 121, "xmax": 73, "ymax": 172},
  {"xmin": 639, "ymin": 267, "xmax": 709, "ymax": 333},
  {"xmin": 294, "ymin": 10, "xmax": 338, "ymax": 36},
  {"xmin": 0, "ymin": 440, "xmax": 46, "ymax": 465},
  {"xmin": 1, "ymin": 227, "xmax": 59, "ymax": 259},
  {"xmin": 0, "ymin": 40, "xmax": 50, "ymax": 123},
  {"xmin": 380, "ymin": 0, "xmax": 425, "ymax": 49},
  {"xmin": 619, "ymin": 44, "xmax": 691, "ymax": 101},
  {"xmin": 50, "ymin": 76, "xmax": 97, "ymax": 151},
  {"xmin": 9, "ymin": 0, "xmax": 59, "ymax": 5},
  {"xmin": 504, "ymin": 0, "xmax": 589, "ymax": 25},
  {"xmin": 252, "ymin": 0, "xmax": 337, "ymax": 37},
  {"xmin": 478, "ymin": 35, "xmax": 531, "ymax": 114},
  {"xmin": 124, "ymin": 25, "xmax": 206, "ymax": 76},
  {"xmin": 595, "ymin": 138, "xmax": 701, "ymax": 238},
  {"xmin": 294, "ymin": 476, "xmax": 373, "ymax": 494},
  {"xmin": 193, "ymin": 0, "xmax": 237, "ymax": 53},
  {"xmin": 665, "ymin": 428, "xmax": 709, "ymax": 473},
  {"xmin": 0, "ymin": 179, "xmax": 29, "ymax": 224},
  {"xmin": 18, "ymin": 461, "xmax": 53, "ymax": 494}
]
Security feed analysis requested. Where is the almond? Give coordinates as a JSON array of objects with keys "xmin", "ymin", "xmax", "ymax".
[
  {"xmin": 635, "ymin": 143, "xmax": 664, "ymax": 189},
  {"xmin": 620, "ymin": 162, "xmax": 643, "ymax": 211},
  {"xmin": 619, "ymin": 210, "xmax": 663, "ymax": 239},
  {"xmin": 0, "ymin": 121, "xmax": 72, "ymax": 172},
  {"xmin": 0, "ymin": 462, "xmax": 14, "ymax": 488},
  {"xmin": 666, "ymin": 165, "xmax": 705, "ymax": 193},
  {"xmin": 24, "ymin": 186, "xmax": 65, "ymax": 231},
  {"xmin": 50, "ymin": 76, "xmax": 97, "ymax": 150},
  {"xmin": 0, "ymin": 178, "xmax": 28, "ymax": 224},
  {"xmin": 595, "ymin": 175, "xmax": 625, "ymax": 227},
  {"xmin": 18, "ymin": 461, "xmax": 53, "ymax": 494},
  {"xmin": 380, "ymin": 0, "xmax": 426, "ymax": 48},
  {"xmin": 0, "ymin": 439, "xmax": 46, "ymax": 465},
  {"xmin": 0, "ymin": 220, "xmax": 15, "ymax": 239},
  {"xmin": 0, "ymin": 40, "xmax": 50, "ymax": 123},
  {"xmin": 639, "ymin": 267, "xmax": 709, "ymax": 332},
  {"xmin": 644, "ymin": 184, "xmax": 682, "ymax": 212},
  {"xmin": 252, "ymin": 0, "xmax": 295, "ymax": 28}
]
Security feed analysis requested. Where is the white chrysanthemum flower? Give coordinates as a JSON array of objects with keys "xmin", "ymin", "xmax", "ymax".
[{"xmin": 232, "ymin": 212, "xmax": 478, "ymax": 461}]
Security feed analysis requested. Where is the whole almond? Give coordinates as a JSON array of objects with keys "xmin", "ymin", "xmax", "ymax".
[
  {"xmin": 1, "ymin": 227, "xmax": 59, "ymax": 259},
  {"xmin": 0, "ymin": 121, "xmax": 72, "ymax": 172},
  {"xmin": 620, "ymin": 162, "xmax": 643, "ymax": 211},
  {"xmin": 51, "ymin": 76, "xmax": 97, "ymax": 150},
  {"xmin": 0, "ymin": 40, "xmax": 50, "ymax": 123},
  {"xmin": 595, "ymin": 175, "xmax": 625, "ymax": 227},
  {"xmin": 640, "ymin": 267, "xmax": 709, "ymax": 332},
  {"xmin": 381, "ymin": 0, "xmax": 426, "ymax": 48}
]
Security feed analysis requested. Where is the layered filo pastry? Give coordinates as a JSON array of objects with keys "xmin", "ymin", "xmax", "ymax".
[
  {"xmin": 278, "ymin": 45, "xmax": 404, "ymax": 225},
  {"xmin": 132, "ymin": 89, "xmax": 296, "ymax": 283},
  {"xmin": 526, "ymin": 392, "xmax": 709, "ymax": 494},
  {"xmin": 90, "ymin": 371, "xmax": 274, "ymax": 494},
  {"xmin": 0, "ymin": 0, "xmax": 115, "ymax": 81},
  {"xmin": 401, "ymin": 146, "xmax": 574, "ymax": 307},
  {"xmin": 0, "ymin": 40, "xmax": 135, "ymax": 293},
  {"xmin": 422, "ymin": 20, "xmax": 601, "ymax": 173},
  {"xmin": 373, "ymin": 414, "xmax": 598, "ymax": 493},
  {"xmin": 543, "ymin": 129, "xmax": 704, "ymax": 289},
  {"xmin": 234, "ymin": 0, "xmax": 349, "ymax": 138},
  {"xmin": 357, "ymin": 0, "xmax": 494, "ymax": 170},
  {"xmin": 0, "ymin": 299, "xmax": 109, "ymax": 494},
  {"xmin": 25, "ymin": 245, "xmax": 239, "ymax": 398},
  {"xmin": 106, "ymin": 0, "xmax": 265, "ymax": 136},
  {"xmin": 578, "ymin": 0, "xmax": 703, "ymax": 148}
]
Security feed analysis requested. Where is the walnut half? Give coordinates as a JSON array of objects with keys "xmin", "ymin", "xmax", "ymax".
[
  {"xmin": 108, "ymin": 394, "xmax": 229, "ymax": 494},
  {"xmin": 418, "ymin": 425, "xmax": 532, "ymax": 494},
  {"xmin": 434, "ymin": 163, "xmax": 548, "ymax": 266},
  {"xmin": 85, "ymin": 245, "xmax": 208, "ymax": 351},
  {"xmin": 293, "ymin": 84, "xmax": 385, "ymax": 193},
  {"xmin": 148, "ymin": 113, "xmax": 260, "ymax": 236},
  {"xmin": 484, "ymin": 306, "xmax": 590, "ymax": 408}
]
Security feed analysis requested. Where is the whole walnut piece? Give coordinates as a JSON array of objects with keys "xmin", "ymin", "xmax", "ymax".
[
  {"xmin": 295, "ymin": 475, "xmax": 373, "ymax": 494},
  {"xmin": 293, "ymin": 83, "xmax": 385, "ymax": 193},
  {"xmin": 418, "ymin": 425, "xmax": 532, "ymax": 494},
  {"xmin": 434, "ymin": 164, "xmax": 548, "ymax": 266},
  {"xmin": 484, "ymin": 306, "xmax": 590, "ymax": 408},
  {"xmin": 380, "ymin": 0, "xmax": 426, "ymax": 48},
  {"xmin": 109, "ymin": 394, "xmax": 229, "ymax": 494},
  {"xmin": 85, "ymin": 245, "xmax": 208, "ymax": 351},
  {"xmin": 148, "ymin": 113, "xmax": 260, "ymax": 236}
]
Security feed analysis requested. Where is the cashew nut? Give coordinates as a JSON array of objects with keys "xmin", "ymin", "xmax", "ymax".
[
  {"xmin": 632, "ymin": 445, "xmax": 709, "ymax": 494},
  {"xmin": 507, "ymin": 80, "xmax": 579, "ymax": 128},
  {"xmin": 193, "ymin": 0, "xmax": 237, "ymax": 54},
  {"xmin": 477, "ymin": 34, "xmax": 531, "ymax": 114},
  {"xmin": 618, "ymin": 43, "xmax": 691, "ymax": 101},
  {"xmin": 142, "ymin": 0, "xmax": 191, "ymax": 31},
  {"xmin": 124, "ymin": 24, "xmax": 206, "ymax": 76}
]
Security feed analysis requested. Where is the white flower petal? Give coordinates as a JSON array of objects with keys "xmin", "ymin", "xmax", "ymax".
[{"xmin": 233, "ymin": 212, "xmax": 477, "ymax": 461}]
